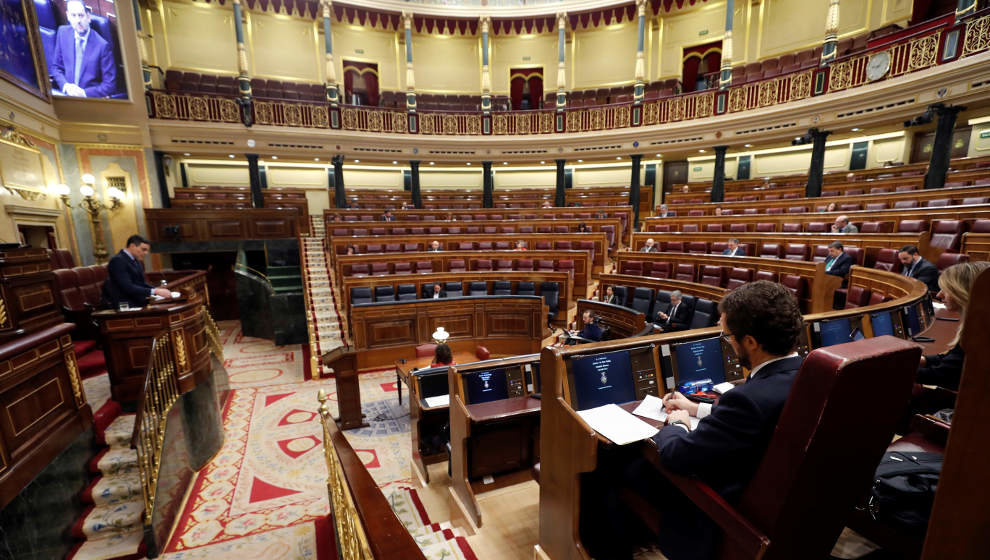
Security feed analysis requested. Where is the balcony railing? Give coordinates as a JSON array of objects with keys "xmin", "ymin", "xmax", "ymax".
[{"xmin": 147, "ymin": 12, "xmax": 990, "ymax": 136}]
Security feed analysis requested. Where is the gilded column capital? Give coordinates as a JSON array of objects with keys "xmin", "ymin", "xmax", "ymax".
[
  {"xmin": 480, "ymin": 15, "xmax": 491, "ymax": 33},
  {"xmin": 636, "ymin": 0, "xmax": 647, "ymax": 16},
  {"xmin": 321, "ymin": 0, "xmax": 331, "ymax": 17},
  {"xmin": 402, "ymin": 11, "xmax": 413, "ymax": 29},
  {"xmin": 557, "ymin": 12, "xmax": 567, "ymax": 29}
]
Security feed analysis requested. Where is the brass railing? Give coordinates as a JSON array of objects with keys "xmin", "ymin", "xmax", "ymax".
[
  {"xmin": 201, "ymin": 306, "xmax": 224, "ymax": 362},
  {"xmin": 132, "ymin": 332, "xmax": 180, "ymax": 521},
  {"xmin": 146, "ymin": 13, "xmax": 990, "ymax": 135},
  {"xmin": 318, "ymin": 389, "xmax": 426, "ymax": 559}
]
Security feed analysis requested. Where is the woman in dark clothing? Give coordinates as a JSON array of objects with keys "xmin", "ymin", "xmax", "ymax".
[{"xmin": 916, "ymin": 261, "xmax": 989, "ymax": 390}]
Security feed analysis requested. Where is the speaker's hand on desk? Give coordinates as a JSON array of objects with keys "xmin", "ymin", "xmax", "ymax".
[
  {"xmin": 153, "ymin": 287, "xmax": 172, "ymax": 298},
  {"xmin": 666, "ymin": 409, "xmax": 691, "ymax": 429},
  {"xmin": 662, "ymin": 391, "xmax": 699, "ymax": 416}
]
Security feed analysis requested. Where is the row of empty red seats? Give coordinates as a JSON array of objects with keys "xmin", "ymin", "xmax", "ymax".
[
  {"xmin": 344, "ymin": 257, "xmax": 576, "ymax": 277},
  {"xmin": 341, "ymin": 239, "xmax": 599, "ymax": 255},
  {"xmin": 662, "ymin": 195, "xmax": 988, "ymax": 214}
]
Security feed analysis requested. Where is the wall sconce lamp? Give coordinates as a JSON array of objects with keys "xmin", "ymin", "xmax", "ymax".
[{"xmin": 54, "ymin": 174, "xmax": 126, "ymax": 262}]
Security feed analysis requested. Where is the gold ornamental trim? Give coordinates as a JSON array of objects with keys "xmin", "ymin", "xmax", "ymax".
[{"xmin": 64, "ymin": 351, "xmax": 84, "ymax": 407}]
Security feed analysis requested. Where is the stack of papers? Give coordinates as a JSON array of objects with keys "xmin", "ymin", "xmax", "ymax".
[
  {"xmin": 631, "ymin": 394, "xmax": 701, "ymax": 429},
  {"xmin": 577, "ymin": 404, "xmax": 659, "ymax": 445},
  {"xmin": 423, "ymin": 394, "xmax": 450, "ymax": 408}
]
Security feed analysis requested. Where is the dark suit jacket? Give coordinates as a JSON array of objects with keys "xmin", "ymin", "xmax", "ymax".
[
  {"xmin": 653, "ymin": 355, "xmax": 804, "ymax": 500},
  {"xmin": 101, "ymin": 250, "xmax": 152, "ymax": 308},
  {"xmin": 722, "ymin": 247, "xmax": 747, "ymax": 257},
  {"xmin": 918, "ymin": 344, "xmax": 964, "ymax": 390},
  {"xmin": 905, "ymin": 258, "xmax": 940, "ymax": 293},
  {"xmin": 424, "ymin": 289, "xmax": 446, "ymax": 299},
  {"xmin": 825, "ymin": 252, "xmax": 853, "ymax": 277},
  {"xmin": 655, "ymin": 301, "xmax": 691, "ymax": 331},
  {"xmin": 640, "ymin": 245, "xmax": 658, "ymax": 253},
  {"xmin": 578, "ymin": 323, "xmax": 602, "ymax": 341},
  {"xmin": 602, "ymin": 294, "xmax": 618, "ymax": 305},
  {"xmin": 52, "ymin": 26, "xmax": 116, "ymax": 98},
  {"xmin": 382, "ymin": 215, "xmax": 394, "ymax": 222},
  {"xmin": 427, "ymin": 247, "xmax": 442, "ymax": 252}
]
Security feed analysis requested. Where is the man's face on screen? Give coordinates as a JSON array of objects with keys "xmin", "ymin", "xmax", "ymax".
[{"xmin": 66, "ymin": 1, "xmax": 91, "ymax": 35}]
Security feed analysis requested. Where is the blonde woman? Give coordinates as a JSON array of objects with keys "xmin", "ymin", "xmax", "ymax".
[{"xmin": 916, "ymin": 261, "xmax": 990, "ymax": 390}]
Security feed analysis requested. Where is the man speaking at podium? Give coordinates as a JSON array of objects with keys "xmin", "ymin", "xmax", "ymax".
[
  {"xmin": 595, "ymin": 281, "xmax": 805, "ymax": 560},
  {"xmin": 102, "ymin": 235, "xmax": 171, "ymax": 309}
]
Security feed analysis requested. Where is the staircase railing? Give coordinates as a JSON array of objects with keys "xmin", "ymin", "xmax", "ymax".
[
  {"xmin": 318, "ymin": 390, "xmax": 425, "ymax": 559},
  {"xmin": 131, "ymin": 332, "xmax": 179, "ymax": 523}
]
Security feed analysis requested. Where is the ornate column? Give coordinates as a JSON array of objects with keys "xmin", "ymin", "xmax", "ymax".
[
  {"xmin": 131, "ymin": 0, "xmax": 152, "ymax": 90},
  {"xmin": 719, "ymin": 0, "xmax": 734, "ymax": 89},
  {"xmin": 926, "ymin": 104, "xmax": 966, "ymax": 189},
  {"xmin": 232, "ymin": 0, "xmax": 253, "ymax": 126},
  {"xmin": 630, "ymin": 155, "xmax": 642, "ymax": 230},
  {"xmin": 554, "ymin": 160, "xmax": 566, "ymax": 207},
  {"xmin": 633, "ymin": 0, "xmax": 647, "ymax": 103},
  {"xmin": 482, "ymin": 162, "xmax": 493, "ymax": 208},
  {"xmin": 555, "ymin": 12, "xmax": 567, "ymax": 109},
  {"xmin": 321, "ymin": 0, "xmax": 340, "ymax": 105},
  {"xmin": 403, "ymin": 12, "xmax": 417, "ymax": 112},
  {"xmin": 410, "ymin": 161, "xmax": 422, "ymax": 208},
  {"xmin": 956, "ymin": 0, "xmax": 978, "ymax": 23},
  {"xmin": 711, "ymin": 146, "xmax": 728, "ymax": 203},
  {"xmin": 480, "ymin": 17, "xmax": 492, "ymax": 113},
  {"xmin": 805, "ymin": 129, "xmax": 831, "ymax": 198},
  {"xmin": 247, "ymin": 154, "xmax": 263, "ymax": 208},
  {"xmin": 820, "ymin": 0, "xmax": 840, "ymax": 66}
]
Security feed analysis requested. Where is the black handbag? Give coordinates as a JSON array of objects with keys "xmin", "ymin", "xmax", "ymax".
[{"xmin": 868, "ymin": 451, "xmax": 942, "ymax": 531}]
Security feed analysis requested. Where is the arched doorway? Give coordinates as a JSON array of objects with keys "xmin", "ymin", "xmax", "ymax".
[
  {"xmin": 509, "ymin": 68, "xmax": 543, "ymax": 110},
  {"xmin": 681, "ymin": 41, "xmax": 722, "ymax": 93},
  {"xmin": 342, "ymin": 60, "xmax": 380, "ymax": 106}
]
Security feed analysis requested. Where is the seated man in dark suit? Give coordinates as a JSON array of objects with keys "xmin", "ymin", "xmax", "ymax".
[
  {"xmin": 898, "ymin": 244, "xmax": 939, "ymax": 293},
  {"xmin": 425, "ymin": 283, "xmax": 446, "ymax": 299},
  {"xmin": 428, "ymin": 240, "xmax": 442, "ymax": 252},
  {"xmin": 572, "ymin": 310, "xmax": 602, "ymax": 342},
  {"xmin": 51, "ymin": 0, "xmax": 117, "ymax": 98},
  {"xmin": 722, "ymin": 238, "xmax": 746, "ymax": 257},
  {"xmin": 592, "ymin": 281, "xmax": 805, "ymax": 560},
  {"xmin": 381, "ymin": 209, "xmax": 394, "ymax": 222},
  {"xmin": 101, "ymin": 234, "xmax": 171, "ymax": 309},
  {"xmin": 824, "ymin": 241, "xmax": 853, "ymax": 278},
  {"xmin": 640, "ymin": 238, "xmax": 658, "ymax": 253},
  {"xmin": 653, "ymin": 290, "xmax": 690, "ymax": 332}
]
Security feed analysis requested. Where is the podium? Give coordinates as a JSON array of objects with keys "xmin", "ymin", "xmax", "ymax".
[{"xmin": 93, "ymin": 297, "xmax": 212, "ymax": 405}]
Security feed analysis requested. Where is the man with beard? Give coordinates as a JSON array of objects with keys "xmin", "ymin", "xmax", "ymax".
[{"xmin": 591, "ymin": 281, "xmax": 805, "ymax": 560}]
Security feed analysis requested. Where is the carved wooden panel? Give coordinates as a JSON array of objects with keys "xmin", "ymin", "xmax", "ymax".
[
  {"xmin": 425, "ymin": 314, "xmax": 474, "ymax": 340},
  {"xmin": 252, "ymin": 219, "xmax": 293, "ymax": 237},
  {"xmin": 127, "ymin": 342, "xmax": 152, "ymax": 370},
  {"xmin": 367, "ymin": 320, "xmax": 416, "ymax": 346},
  {"xmin": 6, "ymin": 377, "xmax": 64, "ymax": 438},
  {"xmin": 486, "ymin": 313, "xmax": 530, "ymax": 336},
  {"xmin": 207, "ymin": 220, "xmax": 248, "ymax": 238}
]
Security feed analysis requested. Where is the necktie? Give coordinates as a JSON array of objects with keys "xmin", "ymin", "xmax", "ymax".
[
  {"xmin": 906, "ymin": 262, "xmax": 915, "ymax": 277},
  {"xmin": 667, "ymin": 304, "xmax": 677, "ymax": 324},
  {"xmin": 74, "ymin": 35, "xmax": 84, "ymax": 85},
  {"xmin": 826, "ymin": 258, "xmax": 834, "ymax": 272}
]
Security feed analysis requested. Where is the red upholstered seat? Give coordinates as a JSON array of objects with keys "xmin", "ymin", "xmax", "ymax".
[
  {"xmin": 804, "ymin": 222, "xmax": 827, "ymax": 233},
  {"xmin": 873, "ymin": 249, "xmax": 902, "ymax": 273},
  {"xmin": 743, "ymin": 208, "xmax": 759, "ymax": 215},
  {"xmin": 700, "ymin": 265, "xmax": 726, "ymax": 287},
  {"xmin": 415, "ymin": 343, "xmax": 437, "ymax": 358},
  {"xmin": 864, "ymin": 202, "xmax": 888, "ymax": 211},
  {"xmin": 961, "ymin": 197, "xmax": 989, "ymax": 205},
  {"xmin": 556, "ymin": 260, "xmax": 574, "ymax": 273},
  {"xmin": 403, "ymin": 243, "xmax": 420, "ymax": 252},
  {"xmin": 971, "ymin": 219, "xmax": 990, "ymax": 233},
  {"xmin": 458, "ymin": 241, "xmax": 475, "ymax": 250},
  {"xmin": 477, "ymin": 241, "xmax": 493, "ymax": 250},
  {"xmin": 867, "ymin": 291, "xmax": 887, "ymax": 306},
  {"xmin": 839, "ymin": 203, "xmax": 861, "ymax": 212},
  {"xmin": 860, "ymin": 221, "xmax": 894, "ymax": 233},
  {"xmin": 930, "ymin": 219, "xmax": 965, "ymax": 252},
  {"xmin": 415, "ymin": 261, "xmax": 433, "ymax": 274},
  {"xmin": 726, "ymin": 268, "xmax": 754, "ymax": 290},
  {"xmin": 349, "ymin": 263, "xmax": 369, "ymax": 276},
  {"xmin": 845, "ymin": 188, "xmax": 865, "ymax": 195},
  {"xmin": 682, "ymin": 224, "xmax": 699, "ymax": 233},
  {"xmin": 518, "ymin": 226, "xmax": 534, "ymax": 233},
  {"xmin": 516, "ymin": 259, "xmax": 534, "ymax": 270},
  {"xmin": 393, "ymin": 262, "xmax": 411, "ymax": 274},
  {"xmin": 935, "ymin": 252, "xmax": 969, "ymax": 270},
  {"xmin": 925, "ymin": 198, "xmax": 950, "ymax": 207},
  {"xmin": 446, "ymin": 227, "xmax": 461, "ymax": 234},
  {"xmin": 495, "ymin": 259, "xmax": 513, "ymax": 271},
  {"xmin": 729, "ymin": 224, "xmax": 748, "ymax": 232},
  {"xmin": 665, "ymin": 241, "xmax": 684, "ymax": 253},
  {"xmin": 370, "ymin": 262, "xmax": 389, "ymax": 275},
  {"xmin": 537, "ymin": 260, "xmax": 555, "ymax": 271},
  {"xmin": 782, "ymin": 274, "xmax": 806, "ymax": 301},
  {"xmin": 555, "ymin": 241, "xmax": 572, "ymax": 250},
  {"xmin": 705, "ymin": 224, "xmax": 723, "ymax": 232},
  {"xmin": 786, "ymin": 205, "xmax": 806, "ymax": 213},
  {"xmin": 766, "ymin": 207, "xmax": 784, "ymax": 214},
  {"xmin": 843, "ymin": 285, "xmax": 872, "ymax": 308},
  {"xmin": 687, "ymin": 242, "xmax": 708, "ymax": 254},
  {"xmin": 449, "ymin": 260, "xmax": 466, "ymax": 272},
  {"xmin": 577, "ymin": 241, "xmax": 596, "ymax": 263},
  {"xmin": 76, "ymin": 348, "xmax": 107, "ymax": 378},
  {"xmin": 755, "ymin": 223, "xmax": 775, "ymax": 232},
  {"xmin": 895, "ymin": 185, "xmax": 918, "ymax": 192},
  {"xmin": 674, "ymin": 264, "xmax": 695, "ymax": 282},
  {"xmin": 784, "ymin": 243, "xmax": 809, "ymax": 261},
  {"xmin": 869, "ymin": 187, "xmax": 891, "ymax": 194},
  {"xmin": 620, "ymin": 261, "xmax": 643, "ymax": 275},
  {"xmin": 897, "ymin": 219, "xmax": 928, "ymax": 233},
  {"xmin": 365, "ymin": 243, "xmax": 382, "ymax": 253},
  {"xmin": 759, "ymin": 243, "xmax": 783, "ymax": 259},
  {"xmin": 385, "ymin": 243, "xmax": 402, "ymax": 253},
  {"xmin": 688, "ymin": 210, "xmax": 705, "ymax": 217},
  {"xmin": 651, "ymin": 224, "xmax": 671, "ymax": 232},
  {"xmin": 648, "ymin": 262, "xmax": 671, "ymax": 279},
  {"xmin": 893, "ymin": 200, "xmax": 919, "ymax": 209},
  {"xmin": 755, "ymin": 270, "xmax": 778, "ymax": 283},
  {"xmin": 535, "ymin": 241, "xmax": 552, "ymax": 250},
  {"xmin": 845, "ymin": 247, "xmax": 865, "ymax": 266},
  {"xmin": 473, "ymin": 259, "xmax": 492, "ymax": 271},
  {"xmin": 495, "ymin": 241, "xmax": 511, "ymax": 250}
]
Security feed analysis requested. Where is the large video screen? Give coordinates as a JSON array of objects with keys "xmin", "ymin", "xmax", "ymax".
[
  {"xmin": 37, "ymin": 0, "xmax": 126, "ymax": 99},
  {"xmin": 571, "ymin": 349, "xmax": 636, "ymax": 411}
]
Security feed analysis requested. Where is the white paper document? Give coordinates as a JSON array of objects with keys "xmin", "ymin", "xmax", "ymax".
[
  {"xmin": 713, "ymin": 382, "xmax": 735, "ymax": 395},
  {"xmin": 423, "ymin": 394, "xmax": 450, "ymax": 408},
  {"xmin": 577, "ymin": 404, "xmax": 659, "ymax": 445},
  {"xmin": 630, "ymin": 395, "xmax": 702, "ymax": 430}
]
